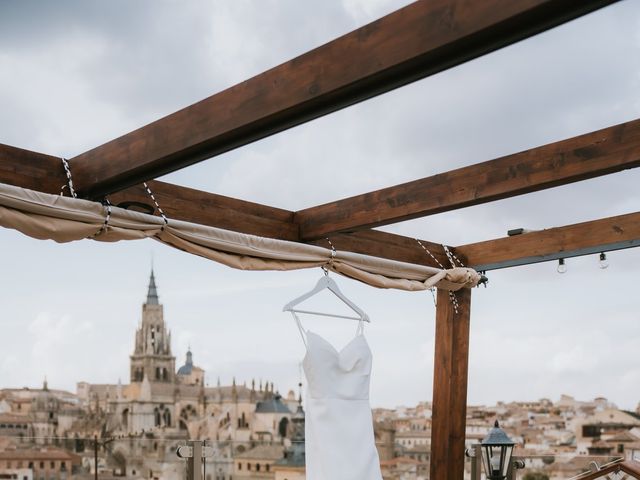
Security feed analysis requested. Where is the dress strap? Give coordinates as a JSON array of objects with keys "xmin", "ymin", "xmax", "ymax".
[
  {"xmin": 356, "ymin": 318, "xmax": 365, "ymax": 336},
  {"xmin": 291, "ymin": 311, "xmax": 308, "ymax": 348}
]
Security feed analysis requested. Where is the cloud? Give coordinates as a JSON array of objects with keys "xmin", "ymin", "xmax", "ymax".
[{"xmin": 0, "ymin": 0, "xmax": 639, "ymax": 411}]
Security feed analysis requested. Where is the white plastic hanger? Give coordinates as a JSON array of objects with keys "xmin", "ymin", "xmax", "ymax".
[{"xmin": 283, "ymin": 272, "xmax": 370, "ymax": 322}]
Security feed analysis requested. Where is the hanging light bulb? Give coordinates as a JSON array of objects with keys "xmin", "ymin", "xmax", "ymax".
[
  {"xmin": 557, "ymin": 258, "xmax": 567, "ymax": 274},
  {"xmin": 599, "ymin": 252, "xmax": 609, "ymax": 269}
]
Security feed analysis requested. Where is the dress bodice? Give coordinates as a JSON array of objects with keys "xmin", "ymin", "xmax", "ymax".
[
  {"xmin": 303, "ymin": 331, "xmax": 372, "ymax": 400},
  {"xmin": 293, "ymin": 316, "xmax": 383, "ymax": 480}
]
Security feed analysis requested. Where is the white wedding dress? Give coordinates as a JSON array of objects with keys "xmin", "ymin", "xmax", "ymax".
[{"xmin": 295, "ymin": 317, "xmax": 383, "ymax": 480}]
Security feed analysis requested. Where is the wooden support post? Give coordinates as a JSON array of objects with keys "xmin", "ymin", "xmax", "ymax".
[{"xmin": 430, "ymin": 288, "xmax": 471, "ymax": 480}]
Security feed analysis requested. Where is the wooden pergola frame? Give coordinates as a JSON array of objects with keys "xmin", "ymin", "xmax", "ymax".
[{"xmin": 1, "ymin": 1, "xmax": 638, "ymax": 478}]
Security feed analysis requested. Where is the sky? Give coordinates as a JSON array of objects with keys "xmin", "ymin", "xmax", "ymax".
[{"xmin": 0, "ymin": 0, "xmax": 639, "ymax": 411}]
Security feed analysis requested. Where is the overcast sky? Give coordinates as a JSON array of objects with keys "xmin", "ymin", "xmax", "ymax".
[{"xmin": 1, "ymin": 0, "xmax": 639, "ymax": 411}]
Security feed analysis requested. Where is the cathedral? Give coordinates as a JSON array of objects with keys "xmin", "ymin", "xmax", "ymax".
[
  {"xmin": 0, "ymin": 270, "xmax": 304, "ymax": 480},
  {"xmin": 77, "ymin": 270, "xmax": 298, "ymax": 444}
]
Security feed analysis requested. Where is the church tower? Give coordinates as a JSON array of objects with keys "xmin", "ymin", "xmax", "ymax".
[{"xmin": 130, "ymin": 270, "xmax": 176, "ymax": 383}]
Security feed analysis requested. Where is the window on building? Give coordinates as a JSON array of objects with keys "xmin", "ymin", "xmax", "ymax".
[
  {"xmin": 28, "ymin": 462, "xmax": 34, "ymax": 469},
  {"xmin": 256, "ymin": 464, "xmax": 260, "ymax": 472},
  {"xmin": 247, "ymin": 463, "xmax": 251, "ymax": 471},
  {"xmin": 237, "ymin": 463, "xmax": 241, "ymax": 470},
  {"xmin": 50, "ymin": 461, "xmax": 55, "ymax": 469},
  {"xmin": 266, "ymin": 464, "xmax": 270, "ymax": 472},
  {"xmin": 40, "ymin": 462, "xmax": 44, "ymax": 469}
]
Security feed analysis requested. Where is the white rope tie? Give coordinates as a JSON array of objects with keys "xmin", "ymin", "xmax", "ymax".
[
  {"xmin": 324, "ymin": 237, "xmax": 337, "ymax": 272},
  {"xmin": 416, "ymin": 238, "xmax": 445, "ymax": 269},
  {"xmin": 90, "ymin": 198, "xmax": 112, "ymax": 238},
  {"xmin": 416, "ymin": 239, "xmax": 462, "ymax": 314},
  {"xmin": 442, "ymin": 244, "xmax": 464, "ymax": 314},
  {"xmin": 143, "ymin": 182, "xmax": 168, "ymax": 230},
  {"xmin": 443, "ymin": 244, "xmax": 465, "ymax": 268},
  {"xmin": 60, "ymin": 158, "xmax": 77, "ymax": 198}
]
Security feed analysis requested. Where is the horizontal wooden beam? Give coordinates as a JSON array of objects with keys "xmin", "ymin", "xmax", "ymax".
[
  {"xmin": 108, "ymin": 186, "xmax": 450, "ymax": 267},
  {"xmin": 0, "ymin": 143, "xmax": 299, "ymax": 240},
  {"xmin": 455, "ymin": 211, "xmax": 640, "ymax": 271},
  {"xmin": 68, "ymin": 0, "xmax": 617, "ymax": 198},
  {"xmin": 108, "ymin": 180, "xmax": 299, "ymax": 241},
  {"xmin": 296, "ymin": 118, "xmax": 640, "ymax": 239},
  {"xmin": 0, "ymin": 143, "xmax": 448, "ymax": 266},
  {"xmin": 0, "ymin": 144, "xmax": 67, "ymax": 195},
  {"xmin": 308, "ymin": 230, "xmax": 452, "ymax": 270},
  {"xmin": 4, "ymin": 146, "xmax": 638, "ymax": 275}
]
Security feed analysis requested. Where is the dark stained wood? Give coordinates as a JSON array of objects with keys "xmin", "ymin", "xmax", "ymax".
[
  {"xmin": 455, "ymin": 211, "xmax": 640, "ymax": 271},
  {"xmin": 0, "ymin": 144, "xmax": 67, "ymax": 195},
  {"xmin": 430, "ymin": 287, "xmax": 471, "ymax": 480},
  {"xmin": 297, "ymin": 118, "xmax": 640, "ymax": 239},
  {"xmin": 109, "ymin": 181, "xmax": 299, "ymax": 240},
  {"xmin": 307, "ymin": 230, "xmax": 453, "ymax": 270},
  {"xmin": 0, "ymin": 143, "xmax": 299, "ymax": 240},
  {"xmin": 573, "ymin": 460, "xmax": 640, "ymax": 479},
  {"xmin": 68, "ymin": 0, "xmax": 617, "ymax": 198},
  {"xmin": 3, "ymin": 146, "xmax": 638, "ymax": 276}
]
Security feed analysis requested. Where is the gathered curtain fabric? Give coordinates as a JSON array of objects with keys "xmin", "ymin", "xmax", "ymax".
[{"xmin": 0, "ymin": 182, "xmax": 480, "ymax": 291}]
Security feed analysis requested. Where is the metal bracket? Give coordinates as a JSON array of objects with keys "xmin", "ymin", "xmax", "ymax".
[{"xmin": 176, "ymin": 440, "xmax": 214, "ymax": 480}]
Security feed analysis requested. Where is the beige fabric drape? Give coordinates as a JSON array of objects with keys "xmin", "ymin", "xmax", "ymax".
[{"xmin": 0, "ymin": 183, "xmax": 480, "ymax": 291}]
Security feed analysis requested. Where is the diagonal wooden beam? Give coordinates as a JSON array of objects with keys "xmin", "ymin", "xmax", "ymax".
[
  {"xmin": 296, "ymin": 118, "xmax": 640, "ymax": 239},
  {"xmin": 571, "ymin": 460, "xmax": 640, "ymax": 480},
  {"xmin": 0, "ymin": 144, "xmax": 67, "ymax": 195},
  {"xmin": 68, "ymin": 0, "xmax": 617, "ymax": 198},
  {"xmin": 107, "ymin": 180, "xmax": 299, "ymax": 241},
  {"xmin": 0, "ymin": 142, "xmax": 451, "ymax": 267},
  {"xmin": 308, "ymin": 230, "xmax": 451, "ymax": 270},
  {"xmin": 0, "ymin": 143, "xmax": 299, "ymax": 240},
  {"xmin": 4, "ymin": 145, "xmax": 638, "ymax": 273},
  {"xmin": 454, "ymin": 211, "xmax": 640, "ymax": 271}
]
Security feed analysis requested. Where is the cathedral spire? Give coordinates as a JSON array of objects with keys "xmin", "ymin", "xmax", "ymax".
[{"xmin": 146, "ymin": 269, "xmax": 159, "ymax": 305}]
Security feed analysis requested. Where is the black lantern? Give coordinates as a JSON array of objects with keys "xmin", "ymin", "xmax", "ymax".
[{"xmin": 481, "ymin": 420, "xmax": 515, "ymax": 480}]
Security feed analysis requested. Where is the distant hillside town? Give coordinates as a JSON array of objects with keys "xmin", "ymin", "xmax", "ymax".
[{"xmin": 1, "ymin": 271, "xmax": 639, "ymax": 479}]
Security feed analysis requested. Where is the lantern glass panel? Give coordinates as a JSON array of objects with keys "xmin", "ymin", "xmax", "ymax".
[{"xmin": 480, "ymin": 421, "xmax": 515, "ymax": 480}]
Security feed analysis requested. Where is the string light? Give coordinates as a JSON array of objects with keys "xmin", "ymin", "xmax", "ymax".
[
  {"xmin": 599, "ymin": 252, "xmax": 609, "ymax": 269},
  {"xmin": 557, "ymin": 258, "xmax": 567, "ymax": 274}
]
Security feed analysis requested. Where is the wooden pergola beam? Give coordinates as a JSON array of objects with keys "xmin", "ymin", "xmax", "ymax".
[
  {"xmin": 3, "ymin": 144, "xmax": 638, "ymax": 273},
  {"xmin": 0, "ymin": 143, "xmax": 452, "ymax": 268},
  {"xmin": 107, "ymin": 180, "xmax": 299, "ymax": 241},
  {"xmin": 0, "ymin": 143, "xmax": 300, "ymax": 240},
  {"xmin": 0, "ymin": 144, "xmax": 67, "ymax": 195},
  {"xmin": 455, "ymin": 211, "xmax": 640, "ymax": 271},
  {"xmin": 309, "ymin": 230, "xmax": 452, "ymax": 270},
  {"xmin": 296, "ymin": 118, "xmax": 640, "ymax": 239},
  {"xmin": 430, "ymin": 287, "xmax": 471, "ymax": 480},
  {"xmin": 67, "ymin": 0, "xmax": 617, "ymax": 199}
]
